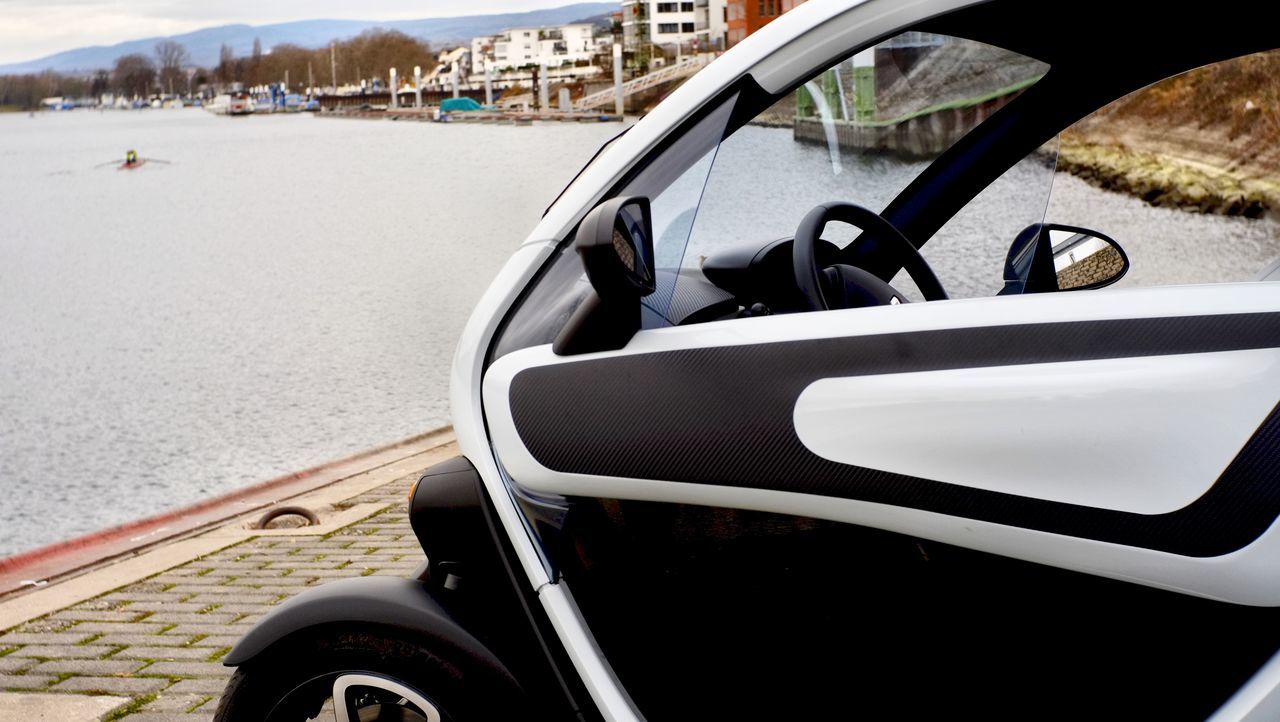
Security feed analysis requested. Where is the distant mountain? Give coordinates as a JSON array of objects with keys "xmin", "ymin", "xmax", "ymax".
[{"xmin": 0, "ymin": 3, "xmax": 618, "ymax": 75}]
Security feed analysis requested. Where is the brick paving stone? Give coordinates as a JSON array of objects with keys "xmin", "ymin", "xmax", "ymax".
[
  {"xmin": 13, "ymin": 618, "xmax": 79, "ymax": 633},
  {"xmin": 165, "ymin": 566, "xmax": 211, "ymax": 573},
  {"xmin": 144, "ymin": 612, "xmax": 240, "ymax": 625},
  {"xmin": 123, "ymin": 602, "xmax": 210, "ymax": 614},
  {"xmin": 114, "ymin": 646, "xmax": 218, "ymax": 661},
  {"xmin": 186, "ymin": 635, "xmax": 243, "ymax": 648},
  {"xmin": 161, "ymin": 586, "xmax": 238, "ymax": 597},
  {"xmin": 49, "ymin": 609, "xmax": 147, "ymax": 622},
  {"xmin": 212, "ymin": 569, "xmax": 288, "ymax": 578},
  {"xmin": 144, "ymin": 661, "xmax": 231, "ymax": 677},
  {"xmin": 32, "ymin": 659, "xmax": 149, "ymax": 675},
  {"xmin": 166, "ymin": 677, "xmax": 230, "ymax": 695},
  {"xmin": 141, "ymin": 692, "xmax": 213, "ymax": 712},
  {"xmin": 9, "ymin": 644, "xmax": 118, "ymax": 659},
  {"xmin": 72, "ymin": 621, "xmax": 170, "ymax": 635},
  {"xmin": 297, "ymin": 569, "xmax": 363, "ymax": 580},
  {"xmin": 93, "ymin": 634, "xmax": 198, "ymax": 647},
  {"xmin": 160, "ymin": 624, "xmax": 255, "ymax": 639},
  {"xmin": 184, "ymin": 593, "xmax": 277, "ymax": 606},
  {"xmin": 211, "ymin": 604, "xmax": 272, "ymax": 615},
  {"xmin": 0, "ymin": 656, "xmax": 35, "ymax": 673},
  {"xmin": 0, "ymin": 673, "xmax": 55, "ymax": 689},
  {"xmin": 55, "ymin": 675, "xmax": 171, "ymax": 694},
  {"xmin": 0, "ymin": 631, "xmax": 97, "ymax": 645},
  {"xmin": 104, "ymin": 592, "xmax": 185, "ymax": 603}
]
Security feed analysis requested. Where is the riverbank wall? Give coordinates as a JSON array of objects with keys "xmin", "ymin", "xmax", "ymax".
[{"xmin": 1057, "ymin": 140, "xmax": 1279, "ymax": 218}]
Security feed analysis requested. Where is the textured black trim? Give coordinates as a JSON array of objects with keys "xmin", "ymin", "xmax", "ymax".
[{"xmin": 509, "ymin": 312, "xmax": 1280, "ymax": 557}]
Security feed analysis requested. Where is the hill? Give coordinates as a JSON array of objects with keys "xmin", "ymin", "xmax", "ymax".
[{"xmin": 0, "ymin": 3, "xmax": 617, "ymax": 74}]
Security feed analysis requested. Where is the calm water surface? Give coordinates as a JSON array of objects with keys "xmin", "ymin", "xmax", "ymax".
[
  {"xmin": 0, "ymin": 109, "xmax": 621, "ymax": 556},
  {"xmin": 2, "ymin": 110, "xmax": 1277, "ymax": 557}
]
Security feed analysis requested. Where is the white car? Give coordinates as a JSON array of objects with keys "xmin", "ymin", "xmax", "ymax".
[{"xmin": 215, "ymin": 1, "xmax": 1280, "ymax": 720}]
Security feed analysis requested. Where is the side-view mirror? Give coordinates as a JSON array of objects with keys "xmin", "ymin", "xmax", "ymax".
[
  {"xmin": 553, "ymin": 196, "xmax": 655, "ymax": 356},
  {"xmin": 1002, "ymin": 223, "xmax": 1129, "ymax": 295}
]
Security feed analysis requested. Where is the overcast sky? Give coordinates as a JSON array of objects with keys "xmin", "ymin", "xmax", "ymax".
[{"xmin": 0, "ymin": 0, "xmax": 575, "ymax": 64}]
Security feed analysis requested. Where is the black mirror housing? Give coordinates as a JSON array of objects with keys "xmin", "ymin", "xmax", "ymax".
[
  {"xmin": 575, "ymin": 196, "xmax": 656, "ymax": 300},
  {"xmin": 553, "ymin": 196, "xmax": 656, "ymax": 356}
]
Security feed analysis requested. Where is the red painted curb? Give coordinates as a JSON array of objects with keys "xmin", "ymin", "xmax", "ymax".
[{"xmin": 0, "ymin": 428, "xmax": 451, "ymax": 597}]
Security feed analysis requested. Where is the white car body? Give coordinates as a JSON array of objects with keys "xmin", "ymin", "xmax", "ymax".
[{"xmin": 450, "ymin": 1, "xmax": 1280, "ymax": 719}]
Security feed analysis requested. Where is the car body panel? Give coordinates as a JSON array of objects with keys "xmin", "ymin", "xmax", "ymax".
[
  {"xmin": 793, "ymin": 349, "xmax": 1279, "ymax": 515},
  {"xmin": 485, "ymin": 283, "xmax": 1280, "ymax": 605}
]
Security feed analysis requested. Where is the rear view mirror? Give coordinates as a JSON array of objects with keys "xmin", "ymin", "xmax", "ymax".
[
  {"xmin": 577, "ymin": 196, "xmax": 656, "ymax": 299},
  {"xmin": 553, "ymin": 196, "xmax": 655, "ymax": 356},
  {"xmin": 1002, "ymin": 223, "xmax": 1129, "ymax": 295}
]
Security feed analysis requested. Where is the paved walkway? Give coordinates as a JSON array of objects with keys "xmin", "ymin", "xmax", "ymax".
[{"xmin": 0, "ymin": 439, "xmax": 453, "ymax": 721}]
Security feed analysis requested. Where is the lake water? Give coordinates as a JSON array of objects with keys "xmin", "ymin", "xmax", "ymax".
[
  {"xmin": 0, "ymin": 109, "xmax": 622, "ymax": 557},
  {"xmin": 2, "ymin": 109, "xmax": 1277, "ymax": 558}
]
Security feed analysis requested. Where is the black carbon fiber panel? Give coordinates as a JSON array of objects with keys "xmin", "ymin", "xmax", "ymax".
[{"xmin": 508, "ymin": 312, "xmax": 1280, "ymax": 557}]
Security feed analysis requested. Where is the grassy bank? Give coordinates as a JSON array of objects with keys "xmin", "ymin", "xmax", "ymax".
[
  {"xmin": 1059, "ymin": 48, "xmax": 1279, "ymax": 216},
  {"xmin": 1058, "ymin": 139, "xmax": 1280, "ymax": 218}
]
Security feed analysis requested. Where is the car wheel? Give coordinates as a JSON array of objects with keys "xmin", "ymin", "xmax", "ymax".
[{"xmin": 212, "ymin": 628, "xmax": 523, "ymax": 722}]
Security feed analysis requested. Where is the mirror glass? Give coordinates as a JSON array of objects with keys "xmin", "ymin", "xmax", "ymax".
[
  {"xmin": 615, "ymin": 201, "xmax": 654, "ymax": 289},
  {"xmin": 1050, "ymin": 228, "xmax": 1128, "ymax": 290}
]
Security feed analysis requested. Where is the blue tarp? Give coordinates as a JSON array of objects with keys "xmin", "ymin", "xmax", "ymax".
[{"xmin": 440, "ymin": 97, "xmax": 483, "ymax": 112}]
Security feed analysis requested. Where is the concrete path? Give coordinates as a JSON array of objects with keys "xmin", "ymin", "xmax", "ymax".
[{"xmin": 0, "ymin": 435, "xmax": 457, "ymax": 720}]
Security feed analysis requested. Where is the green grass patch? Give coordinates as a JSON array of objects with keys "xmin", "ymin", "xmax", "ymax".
[
  {"xmin": 186, "ymin": 633, "xmax": 208, "ymax": 647},
  {"xmin": 205, "ymin": 646, "xmax": 232, "ymax": 663},
  {"xmin": 187, "ymin": 695, "xmax": 214, "ymax": 713},
  {"xmin": 197, "ymin": 604, "xmax": 221, "ymax": 615},
  {"xmin": 76, "ymin": 633, "xmax": 103, "ymax": 646}
]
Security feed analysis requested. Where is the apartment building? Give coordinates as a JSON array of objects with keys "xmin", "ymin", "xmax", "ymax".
[{"xmin": 622, "ymin": 0, "xmax": 729, "ymax": 54}]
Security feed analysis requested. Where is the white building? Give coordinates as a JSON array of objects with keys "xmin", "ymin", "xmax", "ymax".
[
  {"xmin": 622, "ymin": 0, "xmax": 728, "ymax": 54},
  {"xmin": 474, "ymin": 23, "xmax": 606, "ymax": 72}
]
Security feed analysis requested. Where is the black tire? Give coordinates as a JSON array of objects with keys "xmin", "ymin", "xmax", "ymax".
[{"xmin": 213, "ymin": 626, "xmax": 525, "ymax": 722}]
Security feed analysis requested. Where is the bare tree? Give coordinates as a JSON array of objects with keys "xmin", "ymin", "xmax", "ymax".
[
  {"xmin": 113, "ymin": 54, "xmax": 156, "ymax": 98},
  {"xmin": 155, "ymin": 40, "xmax": 189, "ymax": 96},
  {"xmin": 90, "ymin": 69, "xmax": 110, "ymax": 100},
  {"xmin": 247, "ymin": 37, "xmax": 263, "ymax": 86},
  {"xmin": 216, "ymin": 44, "xmax": 236, "ymax": 85}
]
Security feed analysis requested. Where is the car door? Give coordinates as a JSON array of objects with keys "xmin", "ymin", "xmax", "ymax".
[{"xmin": 475, "ymin": 3, "xmax": 1280, "ymax": 720}]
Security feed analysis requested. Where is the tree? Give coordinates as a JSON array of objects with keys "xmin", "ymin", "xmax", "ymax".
[
  {"xmin": 247, "ymin": 37, "xmax": 263, "ymax": 86},
  {"xmin": 155, "ymin": 40, "xmax": 189, "ymax": 96},
  {"xmin": 216, "ymin": 44, "xmax": 236, "ymax": 85},
  {"xmin": 343, "ymin": 29, "xmax": 435, "ymax": 89},
  {"xmin": 90, "ymin": 70, "xmax": 110, "ymax": 100},
  {"xmin": 113, "ymin": 54, "xmax": 156, "ymax": 98}
]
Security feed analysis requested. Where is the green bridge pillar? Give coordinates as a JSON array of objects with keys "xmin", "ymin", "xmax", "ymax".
[{"xmin": 852, "ymin": 48, "xmax": 875, "ymax": 122}]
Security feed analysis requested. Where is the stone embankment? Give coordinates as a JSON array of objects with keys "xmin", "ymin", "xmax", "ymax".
[{"xmin": 1057, "ymin": 139, "xmax": 1279, "ymax": 218}]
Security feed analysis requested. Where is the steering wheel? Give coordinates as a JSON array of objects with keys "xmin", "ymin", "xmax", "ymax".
[{"xmin": 793, "ymin": 202, "xmax": 948, "ymax": 311}]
